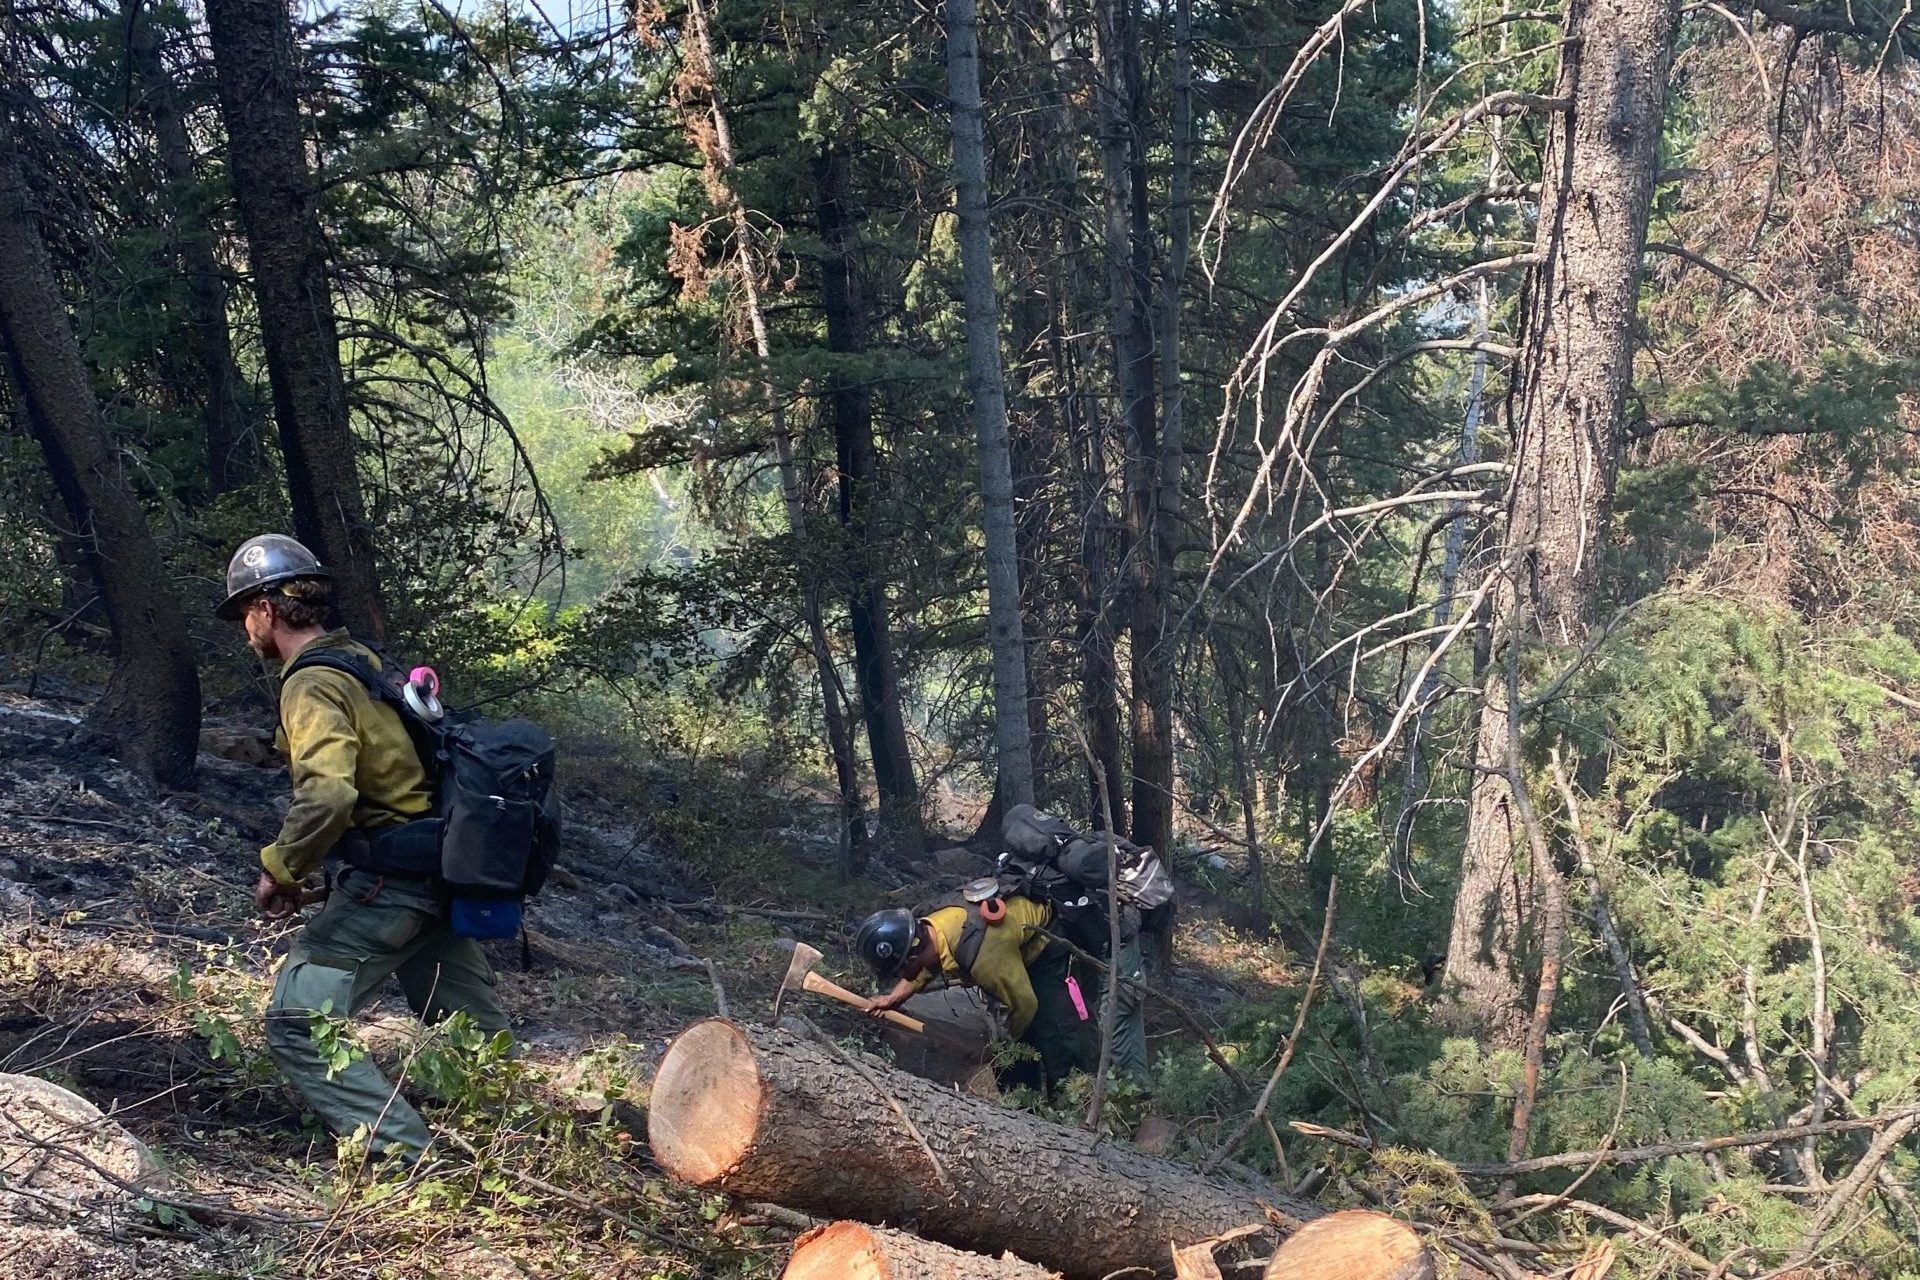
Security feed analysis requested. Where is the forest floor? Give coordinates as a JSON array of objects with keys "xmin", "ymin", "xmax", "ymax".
[{"xmin": 0, "ymin": 685, "xmax": 1306, "ymax": 1279}]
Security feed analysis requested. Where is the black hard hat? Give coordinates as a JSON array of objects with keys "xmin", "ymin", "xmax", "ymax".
[
  {"xmin": 855, "ymin": 908, "xmax": 920, "ymax": 982},
  {"xmin": 215, "ymin": 534, "xmax": 330, "ymax": 620}
]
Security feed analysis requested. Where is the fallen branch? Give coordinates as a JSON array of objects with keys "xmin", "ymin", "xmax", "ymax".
[
  {"xmin": 1496, "ymin": 1195, "xmax": 1715, "ymax": 1272},
  {"xmin": 66, "ymin": 916, "xmax": 237, "ymax": 946},
  {"xmin": 704, "ymin": 958, "xmax": 731, "ymax": 1019},
  {"xmin": 796, "ymin": 1014, "xmax": 951, "ymax": 1191},
  {"xmin": 1548, "ymin": 756, "xmax": 1653, "ymax": 1059},
  {"xmin": 1290, "ymin": 1107, "xmax": 1920, "ymax": 1177},
  {"xmin": 440, "ymin": 1129, "xmax": 681, "ymax": 1247},
  {"xmin": 1499, "ymin": 1062, "xmax": 1628, "ymax": 1230},
  {"xmin": 0, "ymin": 1115, "xmax": 321, "ymax": 1232},
  {"xmin": 1202, "ymin": 878, "xmax": 1336, "ymax": 1174},
  {"xmin": 1757, "ymin": 1113, "xmax": 1920, "ymax": 1278}
]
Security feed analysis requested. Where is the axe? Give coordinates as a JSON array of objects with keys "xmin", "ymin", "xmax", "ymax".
[{"xmin": 776, "ymin": 940, "xmax": 925, "ymax": 1033}]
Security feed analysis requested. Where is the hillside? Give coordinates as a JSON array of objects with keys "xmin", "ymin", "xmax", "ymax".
[{"xmin": 0, "ymin": 690, "xmax": 1314, "ymax": 1279}]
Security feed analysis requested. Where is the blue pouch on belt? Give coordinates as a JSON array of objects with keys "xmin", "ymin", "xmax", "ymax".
[{"xmin": 449, "ymin": 896, "xmax": 522, "ymax": 940}]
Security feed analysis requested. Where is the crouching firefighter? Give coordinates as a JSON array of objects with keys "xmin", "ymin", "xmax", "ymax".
[
  {"xmin": 219, "ymin": 535, "xmax": 552, "ymax": 1163},
  {"xmin": 857, "ymin": 882, "xmax": 1149, "ymax": 1087}
]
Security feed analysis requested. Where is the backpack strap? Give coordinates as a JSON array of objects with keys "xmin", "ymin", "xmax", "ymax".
[
  {"xmin": 282, "ymin": 645, "xmax": 442, "ymax": 778},
  {"xmin": 952, "ymin": 906, "xmax": 989, "ymax": 976},
  {"xmin": 284, "ymin": 645, "xmax": 405, "ymax": 706}
]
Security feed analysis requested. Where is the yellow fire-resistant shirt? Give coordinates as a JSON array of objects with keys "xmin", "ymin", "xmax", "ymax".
[
  {"xmin": 909, "ymin": 896, "xmax": 1054, "ymax": 1036},
  {"xmin": 261, "ymin": 631, "xmax": 433, "ymax": 886}
]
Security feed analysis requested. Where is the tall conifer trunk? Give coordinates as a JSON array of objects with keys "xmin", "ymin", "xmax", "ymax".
[
  {"xmin": 0, "ymin": 139, "xmax": 202, "ymax": 787},
  {"xmin": 1442, "ymin": 0, "xmax": 1681, "ymax": 1045},
  {"xmin": 127, "ymin": 2, "xmax": 257, "ymax": 496},
  {"xmin": 815, "ymin": 145, "xmax": 921, "ymax": 842},
  {"xmin": 948, "ymin": 0, "xmax": 1036, "ymax": 809},
  {"xmin": 677, "ymin": 0, "xmax": 870, "ymax": 869},
  {"xmin": 1093, "ymin": 0, "xmax": 1173, "ymax": 859},
  {"xmin": 203, "ymin": 0, "xmax": 384, "ymax": 637}
]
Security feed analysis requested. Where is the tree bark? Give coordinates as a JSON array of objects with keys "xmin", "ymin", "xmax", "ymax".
[
  {"xmin": 202, "ymin": 0, "xmax": 385, "ymax": 638},
  {"xmin": 784, "ymin": 1222, "xmax": 1060, "ymax": 1280},
  {"xmin": 947, "ymin": 0, "xmax": 1036, "ymax": 809},
  {"xmin": 1441, "ymin": 0, "xmax": 1680, "ymax": 1047},
  {"xmin": 1093, "ymin": 0, "xmax": 1173, "ymax": 862},
  {"xmin": 126, "ymin": 2, "xmax": 257, "ymax": 496},
  {"xmin": 815, "ymin": 143, "xmax": 920, "ymax": 842},
  {"xmin": 0, "ymin": 140, "xmax": 202, "ymax": 787},
  {"xmin": 1038, "ymin": 0, "xmax": 1125, "ymax": 830},
  {"xmin": 648, "ymin": 1020, "xmax": 1301, "ymax": 1280}
]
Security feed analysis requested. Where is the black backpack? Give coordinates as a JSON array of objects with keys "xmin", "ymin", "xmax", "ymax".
[
  {"xmin": 283, "ymin": 644, "xmax": 560, "ymax": 931},
  {"xmin": 998, "ymin": 804, "xmax": 1176, "ymax": 933}
]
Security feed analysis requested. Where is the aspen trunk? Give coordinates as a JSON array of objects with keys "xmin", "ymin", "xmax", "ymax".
[
  {"xmin": 784, "ymin": 1222, "xmax": 1059, "ymax": 1280},
  {"xmin": 647, "ymin": 1020, "xmax": 1299, "ymax": 1279}
]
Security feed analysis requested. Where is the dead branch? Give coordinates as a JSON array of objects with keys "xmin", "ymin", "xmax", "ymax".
[
  {"xmin": 1548, "ymin": 755, "xmax": 1654, "ymax": 1058},
  {"xmin": 1757, "ymin": 1114, "xmax": 1920, "ymax": 1278},
  {"xmin": 1742, "ymin": 826, "xmax": 1787, "ymax": 1099},
  {"xmin": 1039, "ymin": 929, "xmax": 1252, "ymax": 1097},
  {"xmin": 1501, "ymin": 1063, "xmax": 1629, "ymax": 1229},
  {"xmin": 795, "ymin": 1015, "xmax": 951, "ymax": 1192},
  {"xmin": 1498, "ymin": 1195, "xmax": 1716, "ymax": 1272},
  {"xmin": 440, "ymin": 1129, "xmax": 681, "ymax": 1248},
  {"xmin": 1291, "ymin": 1106, "xmax": 1920, "ymax": 1176},
  {"xmin": 1644, "ymin": 241, "xmax": 1774, "ymax": 301},
  {"xmin": 1784, "ymin": 813, "xmax": 1829, "ymax": 1189},
  {"xmin": 1498, "ymin": 658, "xmax": 1565, "ymax": 1203},
  {"xmin": 1201, "ymin": 878, "xmax": 1337, "ymax": 1174}
]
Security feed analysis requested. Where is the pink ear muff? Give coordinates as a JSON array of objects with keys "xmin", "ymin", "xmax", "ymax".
[
  {"xmin": 980, "ymin": 897, "xmax": 1007, "ymax": 924},
  {"xmin": 403, "ymin": 667, "xmax": 445, "ymax": 722}
]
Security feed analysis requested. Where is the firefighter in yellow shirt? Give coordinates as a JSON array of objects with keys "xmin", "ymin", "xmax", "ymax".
[
  {"xmin": 859, "ymin": 896, "xmax": 1092, "ymax": 1084},
  {"xmin": 217, "ymin": 534, "xmax": 509, "ymax": 1162}
]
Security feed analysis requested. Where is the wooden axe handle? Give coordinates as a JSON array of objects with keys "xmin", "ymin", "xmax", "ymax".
[{"xmin": 801, "ymin": 971, "xmax": 926, "ymax": 1034}]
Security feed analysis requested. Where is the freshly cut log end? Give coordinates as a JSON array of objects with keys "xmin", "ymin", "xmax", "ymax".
[
  {"xmin": 785, "ymin": 1221, "xmax": 1061, "ymax": 1280},
  {"xmin": 1263, "ymin": 1210, "xmax": 1433, "ymax": 1280},
  {"xmin": 647, "ymin": 1017, "xmax": 764, "ymax": 1184},
  {"xmin": 648, "ymin": 1018, "xmax": 1301, "ymax": 1279}
]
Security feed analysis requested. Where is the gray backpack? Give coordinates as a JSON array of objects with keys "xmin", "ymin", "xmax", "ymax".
[{"xmin": 1001, "ymin": 804, "xmax": 1176, "ymax": 913}]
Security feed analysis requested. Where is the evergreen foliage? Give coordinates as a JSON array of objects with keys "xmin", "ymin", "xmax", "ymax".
[{"xmin": 9, "ymin": 0, "xmax": 1920, "ymax": 1271}]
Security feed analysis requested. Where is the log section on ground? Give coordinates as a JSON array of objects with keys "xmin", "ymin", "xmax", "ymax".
[
  {"xmin": 784, "ymin": 1221, "xmax": 1060, "ymax": 1279},
  {"xmin": 647, "ymin": 1018, "xmax": 1310, "ymax": 1279},
  {"xmin": 1263, "ymin": 1210, "xmax": 1434, "ymax": 1280}
]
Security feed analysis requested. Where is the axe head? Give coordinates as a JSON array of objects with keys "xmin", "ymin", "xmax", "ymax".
[
  {"xmin": 771, "ymin": 938, "xmax": 825, "ymax": 1024},
  {"xmin": 778, "ymin": 939, "xmax": 826, "ymax": 993}
]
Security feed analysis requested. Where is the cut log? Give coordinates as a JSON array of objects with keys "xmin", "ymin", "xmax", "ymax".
[
  {"xmin": 784, "ymin": 1221, "xmax": 1060, "ymax": 1279},
  {"xmin": 648, "ymin": 1019, "xmax": 1305, "ymax": 1279},
  {"xmin": 1263, "ymin": 1210, "xmax": 1433, "ymax": 1280}
]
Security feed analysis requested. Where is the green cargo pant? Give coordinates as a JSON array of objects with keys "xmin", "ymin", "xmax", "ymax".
[
  {"xmin": 1016, "ymin": 932, "xmax": 1149, "ymax": 1087},
  {"xmin": 265, "ymin": 866, "xmax": 509, "ymax": 1160},
  {"xmin": 1100, "ymin": 928, "xmax": 1149, "ymax": 1084},
  {"xmin": 1018, "ymin": 946, "xmax": 1091, "ymax": 1085}
]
